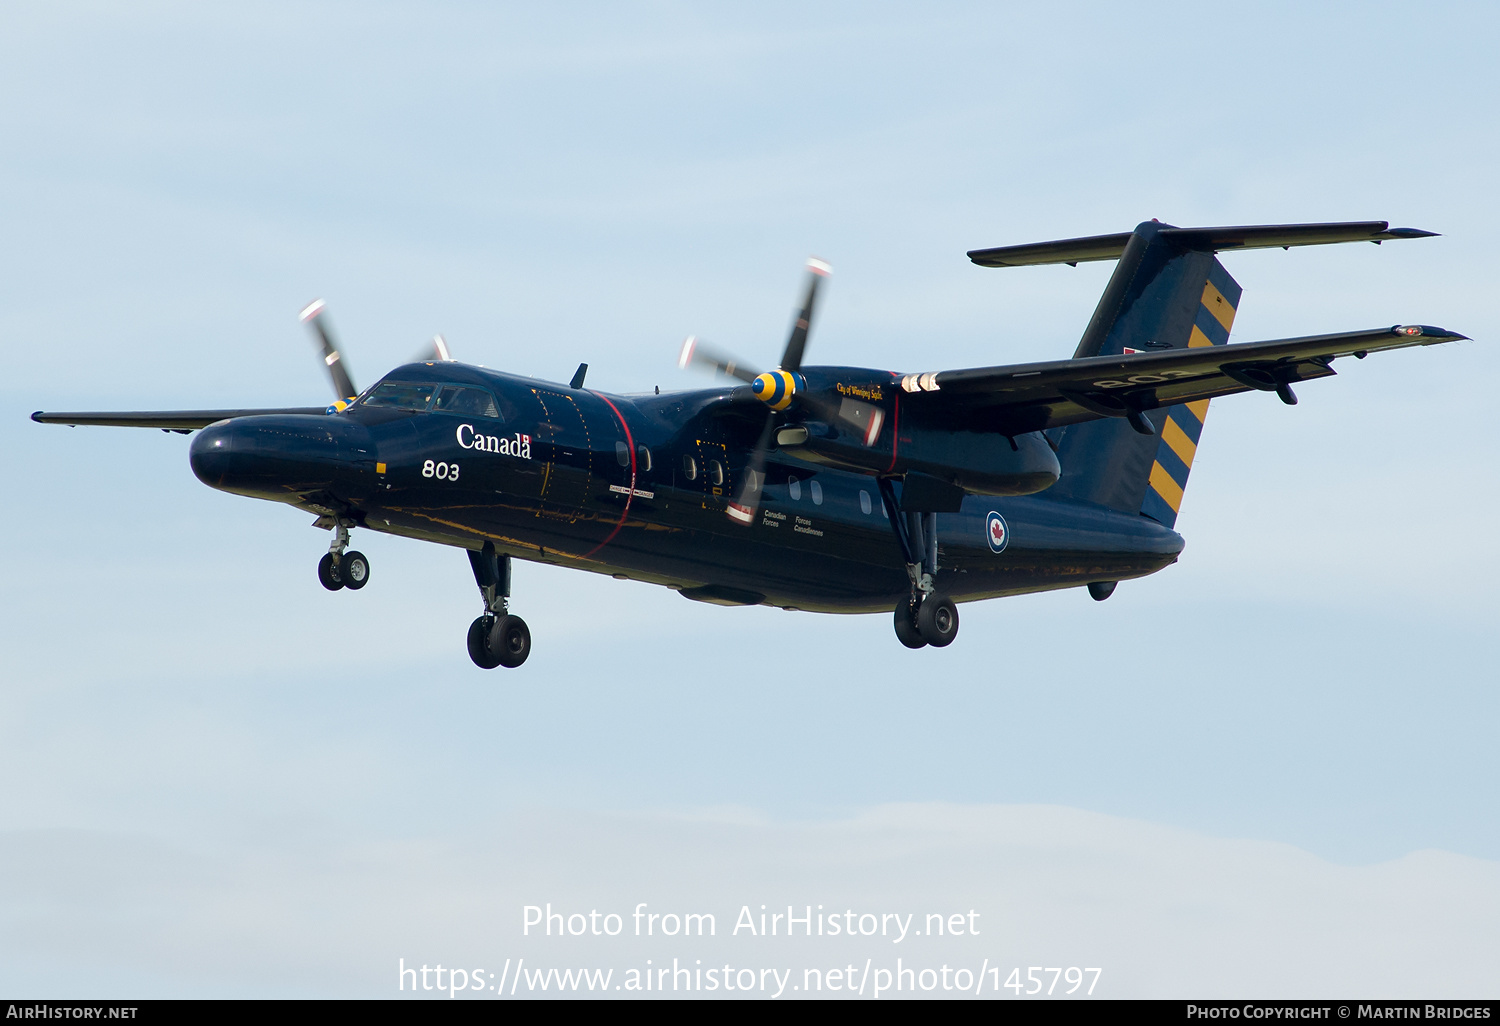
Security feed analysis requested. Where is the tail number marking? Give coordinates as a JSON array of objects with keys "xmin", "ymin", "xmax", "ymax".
[{"xmin": 1091, "ymin": 369, "xmax": 1199, "ymax": 388}]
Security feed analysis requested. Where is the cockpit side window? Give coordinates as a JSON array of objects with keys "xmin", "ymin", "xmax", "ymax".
[
  {"xmin": 361, "ymin": 382, "xmax": 437, "ymax": 411},
  {"xmin": 434, "ymin": 385, "xmax": 505, "ymax": 420}
]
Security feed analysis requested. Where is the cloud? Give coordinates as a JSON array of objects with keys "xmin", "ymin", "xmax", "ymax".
[{"xmin": 1, "ymin": 803, "xmax": 1494, "ymax": 998}]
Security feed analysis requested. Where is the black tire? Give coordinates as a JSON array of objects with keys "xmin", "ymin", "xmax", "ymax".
[
  {"xmin": 342, "ymin": 551, "xmax": 370, "ymax": 590},
  {"xmin": 490, "ymin": 614, "xmax": 531, "ymax": 669},
  {"xmin": 317, "ymin": 552, "xmax": 344, "ymax": 591},
  {"xmin": 467, "ymin": 616, "xmax": 502, "ymax": 669},
  {"xmin": 917, "ymin": 594, "xmax": 959, "ymax": 648},
  {"xmin": 893, "ymin": 595, "xmax": 926, "ymax": 649}
]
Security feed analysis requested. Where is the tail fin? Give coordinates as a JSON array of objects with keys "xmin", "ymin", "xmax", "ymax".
[
  {"xmin": 972, "ymin": 219, "xmax": 1436, "ymax": 528},
  {"xmin": 1044, "ymin": 220, "xmax": 1242, "ymax": 525}
]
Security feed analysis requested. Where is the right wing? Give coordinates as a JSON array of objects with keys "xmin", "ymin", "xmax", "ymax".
[{"xmin": 31, "ymin": 408, "xmax": 330, "ymax": 432}]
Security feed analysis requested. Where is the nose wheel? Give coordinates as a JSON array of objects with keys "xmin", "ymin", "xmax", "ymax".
[
  {"xmin": 317, "ymin": 521, "xmax": 369, "ymax": 591},
  {"xmin": 466, "ymin": 541, "xmax": 530, "ymax": 669}
]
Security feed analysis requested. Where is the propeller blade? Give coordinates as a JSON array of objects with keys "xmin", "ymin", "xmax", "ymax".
[
  {"xmin": 678, "ymin": 335, "xmax": 760, "ymax": 384},
  {"xmin": 299, "ymin": 299, "xmax": 358, "ymax": 401},
  {"xmin": 778, "ymin": 257, "xmax": 831, "ymax": 372},
  {"xmin": 415, "ymin": 334, "xmax": 454, "ymax": 362},
  {"xmin": 726, "ymin": 410, "xmax": 778, "ymax": 525}
]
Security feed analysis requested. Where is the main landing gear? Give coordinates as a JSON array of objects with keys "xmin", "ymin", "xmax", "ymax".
[
  {"xmin": 877, "ymin": 480, "xmax": 959, "ymax": 650},
  {"xmin": 317, "ymin": 520, "xmax": 370, "ymax": 591},
  {"xmin": 466, "ymin": 540, "xmax": 531, "ymax": 669}
]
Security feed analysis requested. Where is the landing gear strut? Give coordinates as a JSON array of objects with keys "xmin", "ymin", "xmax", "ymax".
[
  {"xmin": 466, "ymin": 541, "xmax": 530, "ymax": 669},
  {"xmin": 877, "ymin": 479, "xmax": 959, "ymax": 649},
  {"xmin": 317, "ymin": 519, "xmax": 369, "ymax": 591}
]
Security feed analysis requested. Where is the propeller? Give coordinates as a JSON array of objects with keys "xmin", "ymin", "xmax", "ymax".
[
  {"xmin": 301, "ymin": 301, "xmax": 457, "ymax": 412},
  {"xmin": 678, "ymin": 258, "xmax": 886, "ymax": 525},
  {"xmin": 300, "ymin": 299, "xmax": 359, "ymax": 407},
  {"xmin": 416, "ymin": 334, "xmax": 454, "ymax": 363}
]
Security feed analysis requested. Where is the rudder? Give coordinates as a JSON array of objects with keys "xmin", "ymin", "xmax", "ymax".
[{"xmin": 1138, "ymin": 261, "xmax": 1240, "ymax": 526}]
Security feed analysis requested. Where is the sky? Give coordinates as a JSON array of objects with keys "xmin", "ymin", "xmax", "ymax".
[{"xmin": 1, "ymin": 0, "xmax": 1497, "ymax": 999}]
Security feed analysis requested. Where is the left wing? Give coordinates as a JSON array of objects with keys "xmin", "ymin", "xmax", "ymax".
[{"xmin": 896, "ymin": 324, "xmax": 1468, "ymax": 434}]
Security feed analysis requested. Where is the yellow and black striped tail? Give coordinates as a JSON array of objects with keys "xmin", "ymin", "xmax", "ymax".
[{"xmin": 1139, "ymin": 263, "xmax": 1241, "ymax": 528}]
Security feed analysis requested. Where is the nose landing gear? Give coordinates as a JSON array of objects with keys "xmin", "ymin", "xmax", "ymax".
[
  {"xmin": 317, "ymin": 520, "xmax": 369, "ymax": 591},
  {"xmin": 466, "ymin": 541, "xmax": 531, "ymax": 669}
]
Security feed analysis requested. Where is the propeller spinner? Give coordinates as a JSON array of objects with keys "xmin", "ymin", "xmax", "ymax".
[{"xmin": 678, "ymin": 258, "xmax": 885, "ymax": 525}]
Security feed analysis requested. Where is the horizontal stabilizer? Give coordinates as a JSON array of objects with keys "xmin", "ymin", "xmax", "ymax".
[
  {"xmin": 968, "ymin": 221, "xmax": 1437, "ymax": 268},
  {"xmin": 32, "ymin": 408, "xmax": 329, "ymax": 431}
]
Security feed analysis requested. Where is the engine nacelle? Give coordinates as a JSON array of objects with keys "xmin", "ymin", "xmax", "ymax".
[{"xmin": 782, "ymin": 423, "xmax": 1059, "ymax": 497}]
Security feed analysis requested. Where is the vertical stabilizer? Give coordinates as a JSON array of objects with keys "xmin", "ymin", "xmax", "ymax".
[{"xmin": 1046, "ymin": 221, "xmax": 1241, "ymax": 524}]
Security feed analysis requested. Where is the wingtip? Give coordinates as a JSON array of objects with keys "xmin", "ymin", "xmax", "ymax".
[
  {"xmin": 1386, "ymin": 227, "xmax": 1440, "ymax": 239},
  {"xmin": 299, "ymin": 298, "xmax": 326, "ymax": 322},
  {"xmin": 1397, "ymin": 324, "xmax": 1469, "ymax": 342}
]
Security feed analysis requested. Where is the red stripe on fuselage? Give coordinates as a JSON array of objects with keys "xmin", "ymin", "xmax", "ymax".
[{"xmin": 580, "ymin": 391, "xmax": 636, "ymax": 560}]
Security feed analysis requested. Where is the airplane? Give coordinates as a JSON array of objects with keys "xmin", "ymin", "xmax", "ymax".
[{"xmin": 32, "ymin": 219, "xmax": 1469, "ymax": 669}]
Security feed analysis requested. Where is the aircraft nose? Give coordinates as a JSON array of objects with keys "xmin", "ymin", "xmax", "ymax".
[
  {"xmin": 189, "ymin": 415, "xmax": 376, "ymax": 501},
  {"xmin": 189, "ymin": 419, "xmax": 236, "ymax": 488}
]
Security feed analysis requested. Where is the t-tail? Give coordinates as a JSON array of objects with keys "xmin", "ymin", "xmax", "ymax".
[{"xmin": 968, "ymin": 219, "xmax": 1436, "ymax": 528}]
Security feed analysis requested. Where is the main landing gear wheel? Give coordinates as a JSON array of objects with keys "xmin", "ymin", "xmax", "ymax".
[
  {"xmin": 317, "ymin": 552, "xmax": 344, "ymax": 591},
  {"xmin": 467, "ymin": 616, "xmax": 503, "ymax": 669},
  {"xmin": 466, "ymin": 543, "xmax": 531, "ymax": 670},
  {"xmin": 490, "ymin": 614, "xmax": 531, "ymax": 668},
  {"xmin": 467, "ymin": 613, "xmax": 531, "ymax": 669},
  {"xmin": 894, "ymin": 595, "xmax": 926, "ymax": 649},
  {"xmin": 341, "ymin": 551, "xmax": 370, "ymax": 590},
  {"xmin": 917, "ymin": 594, "xmax": 959, "ymax": 647}
]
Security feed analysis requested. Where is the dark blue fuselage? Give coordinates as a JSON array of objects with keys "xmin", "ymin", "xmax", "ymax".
[{"xmin": 190, "ymin": 362, "xmax": 1184, "ymax": 613}]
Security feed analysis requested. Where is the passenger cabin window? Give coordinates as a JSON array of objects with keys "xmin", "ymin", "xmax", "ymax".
[
  {"xmin": 709, "ymin": 461, "xmax": 725, "ymax": 487},
  {"xmin": 809, "ymin": 479, "xmax": 823, "ymax": 506},
  {"xmin": 859, "ymin": 490, "xmax": 872, "ymax": 515},
  {"xmin": 681, "ymin": 455, "xmax": 698, "ymax": 480},
  {"xmin": 361, "ymin": 382, "xmax": 437, "ymax": 411},
  {"xmin": 637, "ymin": 446, "xmax": 652, "ymax": 472},
  {"xmin": 788, "ymin": 475, "xmax": 801, "ymax": 501},
  {"xmin": 434, "ymin": 385, "xmax": 502, "ymax": 419},
  {"xmin": 615, "ymin": 441, "xmax": 630, "ymax": 467}
]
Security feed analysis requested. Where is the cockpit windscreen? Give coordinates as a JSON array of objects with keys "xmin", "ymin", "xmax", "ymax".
[
  {"xmin": 434, "ymin": 385, "xmax": 502, "ymax": 419},
  {"xmin": 361, "ymin": 382, "xmax": 437, "ymax": 411}
]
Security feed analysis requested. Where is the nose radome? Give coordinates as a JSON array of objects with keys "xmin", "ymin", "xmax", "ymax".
[
  {"xmin": 188, "ymin": 414, "xmax": 377, "ymax": 501},
  {"xmin": 189, "ymin": 419, "xmax": 236, "ymax": 487}
]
